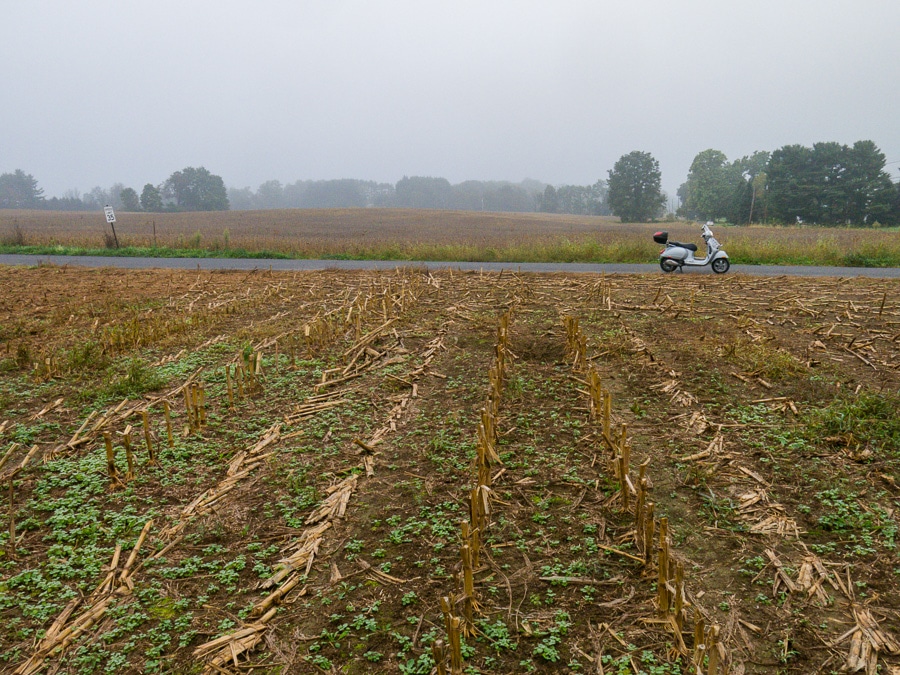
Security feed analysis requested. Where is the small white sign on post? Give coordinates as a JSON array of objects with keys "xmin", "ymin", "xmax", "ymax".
[{"xmin": 103, "ymin": 204, "xmax": 120, "ymax": 248}]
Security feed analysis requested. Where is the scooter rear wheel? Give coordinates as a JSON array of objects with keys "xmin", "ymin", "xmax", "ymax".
[
  {"xmin": 660, "ymin": 258, "xmax": 679, "ymax": 273},
  {"xmin": 711, "ymin": 258, "xmax": 730, "ymax": 274}
]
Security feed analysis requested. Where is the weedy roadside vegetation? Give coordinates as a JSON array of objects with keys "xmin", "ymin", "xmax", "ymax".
[{"xmin": 3, "ymin": 208, "xmax": 900, "ymax": 266}]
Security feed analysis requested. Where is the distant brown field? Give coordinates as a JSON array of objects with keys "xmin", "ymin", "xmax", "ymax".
[
  {"xmin": 1, "ymin": 208, "xmax": 899, "ymax": 265},
  {"xmin": 0, "ymin": 208, "xmax": 631, "ymax": 249}
]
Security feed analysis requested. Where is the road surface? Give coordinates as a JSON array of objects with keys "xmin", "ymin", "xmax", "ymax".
[{"xmin": 1, "ymin": 254, "xmax": 898, "ymax": 277}]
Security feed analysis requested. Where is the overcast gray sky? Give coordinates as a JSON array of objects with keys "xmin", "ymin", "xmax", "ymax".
[{"xmin": 4, "ymin": 1, "xmax": 899, "ymax": 201}]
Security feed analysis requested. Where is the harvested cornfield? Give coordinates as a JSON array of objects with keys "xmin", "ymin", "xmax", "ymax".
[{"xmin": 1, "ymin": 264, "xmax": 899, "ymax": 674}]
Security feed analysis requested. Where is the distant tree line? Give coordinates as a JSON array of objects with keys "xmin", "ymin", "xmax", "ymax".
[
  {"xmin": 0, "ymin": 168, "xmax": 610, "ymax": 217},
  {"xmin": 4, "ymin": 139, "xmax": 899, "ymax": 225},
  {"xmin": 0, "ymin": 166, "xmax": 229, "ymax": 213},
  {"xmin": 227, "ymin": 177, "xmax": 611, "ymax": 215},
  {"xmin": 676, "ymin": 141, "xmax": 900, "ymax": 226}
]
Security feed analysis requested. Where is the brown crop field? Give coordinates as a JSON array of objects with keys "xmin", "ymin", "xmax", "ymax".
[
  {"xmin": 2, "ymin": 208, "xmax": 900, "ymax": 266},
  {"xmin": 1, "ymin": 264, "xmax": 900, "ymax": 674}
]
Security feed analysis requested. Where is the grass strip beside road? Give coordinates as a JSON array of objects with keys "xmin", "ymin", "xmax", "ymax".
[
  {"xmin": 2, "ymin": 238, "xmax": 900, "ymax": 268},
  {"xmin": 3, "ymin": 208, "xmax": 900, "ymax": 266}
]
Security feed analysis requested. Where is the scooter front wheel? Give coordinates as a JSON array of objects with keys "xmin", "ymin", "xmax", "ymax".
[
  {"xmin": 660, "ymin": 258, "xmax": 679, "ymax": 273},
  {"xmin": 712, "ymin": 258, "xmax": 730, "ymax": 274}
]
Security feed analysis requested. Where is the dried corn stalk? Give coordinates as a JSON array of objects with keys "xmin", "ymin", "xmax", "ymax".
[
  {"xmin": 407, "ymin": 334, "xmax": 446, "ymax": 379},
  {"xmin": 262, "ymin": 521, "xmax": 331, "ymax": 589},
  {"xmin": 358, "ymin": 559, "xmax": 408, "ymax": 585},
  {"xmin": 159, "ymin": 425, "xmax": 281, "ymax": 539},
  {"xmin": 15, "ymin": 520, "xmax": 152, "ymax": 675},
  {"xmin": 193, "ymin": 607, "xmax": 278, "ymax": 674},
  {"xmin": 283, "ymin": 398, "xmax": 348, "ymax": 424},
  {"xmin": 738, "ymin": 491, "xmax": 801, "ymax": 538},
  {"xmin": 795, "ymin": 554, "xmax": 844, "ymax": 604},
  {"xmin": 29, "ymin": 397, "xmax": 64, "ymax": 421},
  {"xmin": 651, "ymin": 379, "xmax": 698, "ymax": 407},
  {"xmin": 833, "ymin": 606, "xmax": 900, "ymax": 674},
  {"xmin": 225, "ymin": 424, "xmax": 281, "ymax": 475},
  {"xmin": 684, "ymin": 410, "xmax": 710, "ymax": 435},
  {"xmin": 764, "ymin": 549, "xmax": 798, "ymax": 595},
  {"xmin": 304, "ymin": 474, "xmax": 357, "ymax": 525},
  {"xmin": 194, "ymin": 576, "xmax": 306, "ymax": 673},
  {"xmin": 680, "ymin": 434, "xmax": 724, "ymax": 462},
  {"xmin": 749, "ymin": 515, "xmax": 801, "ymax": 537}
]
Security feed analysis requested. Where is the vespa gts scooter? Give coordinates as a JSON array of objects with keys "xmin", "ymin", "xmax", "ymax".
[{"xmin": 654, "ymin": 222, "xmax": 730, "ymax": 274}]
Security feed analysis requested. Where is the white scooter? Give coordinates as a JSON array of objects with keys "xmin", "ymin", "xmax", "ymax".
[{"xmin": 654, "ymin": 222, "xmax": 730, "ymax": 274}]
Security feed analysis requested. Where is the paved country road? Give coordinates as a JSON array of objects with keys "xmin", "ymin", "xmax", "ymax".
[{"xmin": 1, "ymin": 254, "xmax": 899, "ymax": 277}]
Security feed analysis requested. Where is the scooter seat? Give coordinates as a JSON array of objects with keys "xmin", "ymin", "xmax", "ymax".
[{"xmin": 669, "ymin": 241, "xmax": 698, "ymax": 252}]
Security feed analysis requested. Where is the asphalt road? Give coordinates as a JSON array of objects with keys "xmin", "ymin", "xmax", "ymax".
[{"xmin": 1, "ymin": 254, "xmax": 899, "ymax": 277}]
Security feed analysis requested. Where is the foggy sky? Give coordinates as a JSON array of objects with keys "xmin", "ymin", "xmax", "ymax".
[{"xmin": 4, "ymin": 1, "xmax": 899, "ymax": 202}]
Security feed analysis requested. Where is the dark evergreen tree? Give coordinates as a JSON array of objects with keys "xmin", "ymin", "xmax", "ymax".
[{"xmin": 0, "ymin": 169, "xmax": 44, "ymax": 208}]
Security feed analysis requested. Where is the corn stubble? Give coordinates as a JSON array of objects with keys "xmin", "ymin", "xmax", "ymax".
[{"xmin": 0, "ymin": 267, "xmax": 899, "ymax": 673}]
